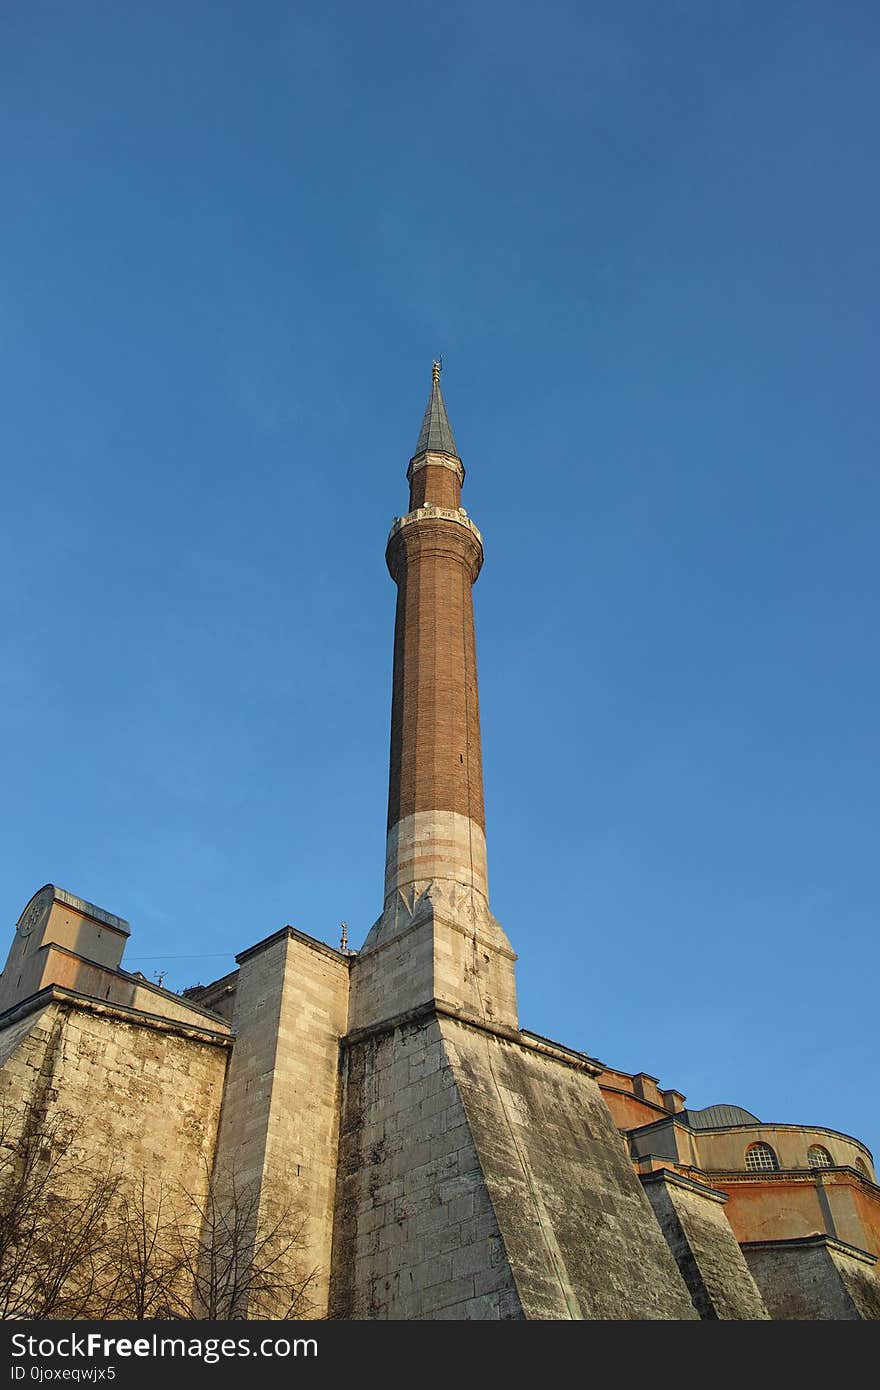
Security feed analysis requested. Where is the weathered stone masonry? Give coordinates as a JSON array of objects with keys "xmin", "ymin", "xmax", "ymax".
[{"xmin": 0, "ymin": 991, "xmax": 230, "ymax": 1212}]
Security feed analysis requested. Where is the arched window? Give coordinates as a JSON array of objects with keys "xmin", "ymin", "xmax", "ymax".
[
  {"xmin": 808, "ymin": 1145, "xmax": 832, "ymax": 1169},
  {"xmin": 855, "ymin": 1158, "xmax": 869, "ymax": 1178},
  {"xmin": 745, "ymin": 1142, "xmax": 779, "ymax": 1172}
]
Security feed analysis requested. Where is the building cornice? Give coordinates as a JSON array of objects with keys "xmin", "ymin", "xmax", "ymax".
[
  {"xmin": 0, "ymin": 984, "xmax": 233, "ymax": 1047},
  {"xmin": 235, "ymin": 923, "xmax": 350, "ymax": 967},
  {"xmin": 18, "ymin": 883, "xmax": 130, "ymax": 937},
  {"xmin": 407, "ymin": 450, "xmax": 465, "ymax": 487},
  {"xmin": 639, "ymin": 1168, "xmax": 729, "ymax": 1204},
  {"xmin": 739, "ymin": 1234, "xmax": 877, "ymax": 1267},
  {"xmin": 704, "ymin": 1166, "xmax": 879, "ymax": 1191},
  {"xmin": 17, "ymin": 940, "xmax": 232, "ymax": 1027},
  {"xmin": 357, "ymin": 901, "xmax": 517, "ymax": 966},
  {"xmin": 341, "ymin": 999, "xmax": 603, "ymax": 1076},
  {"xmin": 598, "ymin": 1084, "xmax": 671, "ymax": 1119},
  {"xmin": 627, "ymin": 1113, "xmax": 873, "ymax": 1162}
]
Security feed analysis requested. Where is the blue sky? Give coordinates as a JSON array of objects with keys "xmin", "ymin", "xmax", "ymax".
[{"xmin": 2, "ymin": 3, "xmax": 878, "ymax": 1161}]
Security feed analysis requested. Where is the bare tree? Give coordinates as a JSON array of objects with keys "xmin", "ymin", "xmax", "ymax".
[
  {"xmin": 0, "ymin": 1097, "xmax": 122, "ymax": 1319},
  {"xmin": 93, "ymin": 1174, "xmax": 181, "ymax": 1320},
  {"xmin": 164, "ymin": 1163, "xmax": 318, "ymax": 1320},
  {"xmin": 0, "ymin": 1097, "xmax": 317, "ymax": 1320}
]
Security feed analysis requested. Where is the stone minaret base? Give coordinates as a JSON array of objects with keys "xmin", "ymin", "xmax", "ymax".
[
  {"xmin": 329, "ymin": 1007, "xmax": 699, "ymax": 1320},
  {"xmin": 348, "ymin": 882, "xmax": 517, "ymax": 1035}
]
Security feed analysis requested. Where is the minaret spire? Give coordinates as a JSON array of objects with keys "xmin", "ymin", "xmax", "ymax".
[
  {"xmin": 407, "ymin": 361, "xmax": 465, "ymax": 510},
  {"xmin": 350, "ymin": 364, "xmax": 517, "ymax": 1032},
  {"xmin": 412, "ymin": 359, "xmax": 459, "ymax": 463}
]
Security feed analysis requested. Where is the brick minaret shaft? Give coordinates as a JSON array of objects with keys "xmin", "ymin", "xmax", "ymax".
[
  {"xmin": 351, "ymin": 363, "xmax": 516, "ymax": 1033},
  {"xmin": 383, "ymin": 361, "xmax": 490, "ymax": 912}
]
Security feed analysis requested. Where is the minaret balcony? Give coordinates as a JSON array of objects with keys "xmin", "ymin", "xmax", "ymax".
[
  {"xmin": 387, "ymin": 504, "xmax": 482, "ymax": 545},
  {"xmin": 386, "ymin": 506, "xmax": 484, "ymax": 582}
]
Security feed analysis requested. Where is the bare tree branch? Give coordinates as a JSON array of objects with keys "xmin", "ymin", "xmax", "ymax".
[{"xmin": 0, "ymin": 1098, "xmax": 318, "ymax": 1319}]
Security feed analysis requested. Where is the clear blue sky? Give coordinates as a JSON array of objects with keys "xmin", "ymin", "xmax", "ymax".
[{"xmin": 2, "ymin": 3, "xmax": 878, "ymax": 1161}]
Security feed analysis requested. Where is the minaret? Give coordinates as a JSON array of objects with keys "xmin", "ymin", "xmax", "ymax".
[
  {"xmin": 349, "ymin": 363, "xmax": 517, "ymax": 1031},
  {"xmin": 333, "ymin": 369, "xmax": 700, "ymax": 1322},
  {"xmin": 386, "ymin": 363, "xmax": 487, "ymax": 913}
]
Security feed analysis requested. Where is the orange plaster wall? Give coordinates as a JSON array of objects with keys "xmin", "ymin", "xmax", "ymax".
[
  {"xmin": 34, "ymin": 946, "xmax": 232, "ymax": 1032},
  {"xmin": 712, "ymin": 1172, "xmax": 880, "ymax": 1256},
  {"xmin": 599, "ymin": 1087, "xmax": 667, "ymax": 1131},
  {"xmin": 715, "ymin": 1175, "xmax": 880, "ymax": 1255},
  {"xmin": 38, "ymin": 949, "xmax": 137, "ymax": 1005},
  {"xmin": 44, "ymin": 905, "xmax": 127, "ymax": 969},
  {"xmin": 717, "ymin": 1179, "xmax": 827, "ymax": 1244},
  {"xmin": 848, "ymin": 1183, "xmax": 880, "ymax": 1256}
]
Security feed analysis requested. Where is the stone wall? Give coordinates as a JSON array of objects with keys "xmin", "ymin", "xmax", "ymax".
[
  {"xmin": 212, "ymin": 927, "xmax": 350, "ymax": 1316},
  {"xmin": 329, "ymin": 1012, "xmax": 522, "ymax": 1320},
  {"xmin": 641, "ymin": 1170, "xmax": 768, "ymax": 1319},
  {"xmin": 350, "ymin": 899, "xmax": 518, "ymax": 1034},
  {"xmin": 446, "ymin": 1017, "xmax": 699, "ymax": 1319},
  {"xmin": 742, "ymin": 1236, "xmax": 880, "ymax": 1319},
  {"xmin": 330, "ymin": 1006, "xmax": 701, "ymax": 1320},
  {"xmin": 0, "ymin": 996, "xmax": 229, "ymax": 1208}
]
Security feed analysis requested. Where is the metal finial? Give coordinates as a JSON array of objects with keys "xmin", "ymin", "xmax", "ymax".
[
  {"xmin": 340, "ymin": 921, "xmax": 348, "ymax": 952},
  {"xmin": 432, "ymin": 359, "xmax": 441, "ymax": 385}
]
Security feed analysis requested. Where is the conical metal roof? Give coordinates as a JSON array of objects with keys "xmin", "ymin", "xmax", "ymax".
[{"xmin": 413, "ymin": 362, "xmax": 458, "ymax": 458}]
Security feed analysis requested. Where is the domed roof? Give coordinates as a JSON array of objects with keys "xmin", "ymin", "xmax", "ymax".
[{"xmin": 682, "ymin": 1103, "xmax": 761, "ymax": 1129}]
